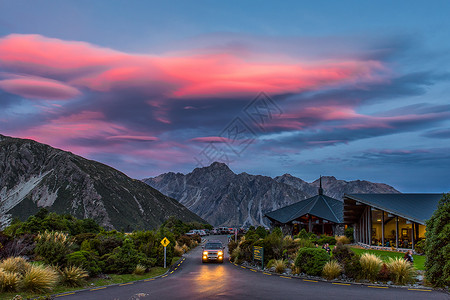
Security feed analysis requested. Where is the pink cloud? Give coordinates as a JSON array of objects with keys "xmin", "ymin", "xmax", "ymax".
[
  {"xmin": 106, "ymin": 135, "xmax": 159, "ymax": 142},
  {"xmin": 190, "ymin": 136, "xmax": 234, "ymax": 143},
  {"xmin": 0, "ymin": 34, "xmax": 388, "ymax": 100},
  {"xmin": 0, "ymin": 76, "xmax": 80, "ymax": 99}
]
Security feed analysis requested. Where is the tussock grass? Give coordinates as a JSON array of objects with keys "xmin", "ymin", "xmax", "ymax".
[
  {"xmin": 133, "ymin": 264, "xmax": 146, "ymax": 276},
  {"xmin": 21, "ymin": 264, "xmax": 59, "ymax": 293},
  {"xmin": 181, "ymin": 244, "xmax": 189, "ymax": 253},
  {"xmin": 335, "ymin": 236, "xmax": 350, "ymax": 245},
  {"xmin": 387, "ymin": 257, "xmax": 416, "ymax": 285},
  {"xmin": 273, "ymin": 259, "xmax": 286, "ymax": 274},
  {"xmin": 360, "ymin": 253, "xmax": 382, "ymax": 281},
  {"xmin": 0, "ymin": 257, "xmax": 31, "ymax": 276},
  {"xmin": 174, "ymin": 243, "xmax": 184, "ymax": 256},
  {"xmin": 0, "ymin": 268, "xmax": 20, "ymax": 292},
  {"xmin": 290, "ymin": 263, "xmax": 301, "ymax": 275},
  {"xmin": 61, "ymin": 266, "xmax": 88, "ymax": 287},
  {"xmin": 322, "ymin": 260, "xmax": 342, "ymax": 280},
  {"xmin": 231, "ymin": 247, "xmax": 242, "ymax": 263}
]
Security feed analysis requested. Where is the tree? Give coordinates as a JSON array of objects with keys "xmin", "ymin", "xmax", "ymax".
[{"xmin": 424, "ymin": 193, "xmax": 450, "ymax": 287}]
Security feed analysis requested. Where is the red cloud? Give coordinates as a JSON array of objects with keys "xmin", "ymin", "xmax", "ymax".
[
  {"xmin": 0, "ymin": 76, "xmax": 80, "ymax": 99},
  {"xmin": 0, "ymin": 34, "xmax": 388, "ymax": 100}
]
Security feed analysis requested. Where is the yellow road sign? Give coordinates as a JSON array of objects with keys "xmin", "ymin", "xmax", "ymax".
[{"xmin": 161, "ymin": 237, "xmax": 170, "ymax": 247}]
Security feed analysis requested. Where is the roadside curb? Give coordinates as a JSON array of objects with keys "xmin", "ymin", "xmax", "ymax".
[
  {"xmin": 51, "ymin": 256, "xmax": 187, "ymax": 298},
  {"xmin": 228, "ymin": 258, "xmax": 441, "ymax": 293}
]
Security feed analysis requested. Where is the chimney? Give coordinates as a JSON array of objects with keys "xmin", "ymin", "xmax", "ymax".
[{"xmin": 318, "ymin": 175, "xmax": 324, "ymax": 195}]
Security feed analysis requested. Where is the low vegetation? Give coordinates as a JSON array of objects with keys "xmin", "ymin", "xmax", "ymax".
[
  {"xmin": 322, "ymin": 260, "xmax": 342, "ymax": 280},
  {"xmin": 359, "ymin": 253, "xmax": 382, "ymax": 281},
  {"xmin": 0, "ymin": 209, "xmax": 208, "ymax": 298}
]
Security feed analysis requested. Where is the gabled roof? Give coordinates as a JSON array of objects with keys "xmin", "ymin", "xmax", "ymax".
[
  {"xmin": 265, "ymin": 194, "xmax": 343, "ymax": 224},
  {"xmin": 343, "ymin": 193, "xmax": 443, "ymax": 225}
]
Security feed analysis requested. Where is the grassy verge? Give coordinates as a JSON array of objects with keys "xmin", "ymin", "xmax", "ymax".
[
  {"xmin": 0, "ymin": 267, "xmax": 166, "ymax": 300},
  {"xmin": 350, "ymin": 247, "xmax": 425, "ymax": 270}
]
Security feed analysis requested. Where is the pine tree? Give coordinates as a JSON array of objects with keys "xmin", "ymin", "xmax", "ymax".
[{"xmin": 424, "ymin": 193, "xmax": 450, "ymax": 287}]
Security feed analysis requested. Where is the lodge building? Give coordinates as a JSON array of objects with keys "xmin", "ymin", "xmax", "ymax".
[{"xmin": 343, "ymin": 193, "xmax": 442, "ymax": 250}]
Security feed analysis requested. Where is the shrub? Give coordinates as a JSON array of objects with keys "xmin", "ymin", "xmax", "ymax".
[
  {"xmin": 344, "ymin": 255, "xmax": 362, "ymax": 279},
  {"xmin": 332, "ymin": 242, "xmax": 355, "ymax": 264},
  {"xmin": 360, "ymin": 253, "xmax": 382, "ymax": 281},
  {"xmin": 103, "ymin": 239, "xmax": 149, "ymax": 274},
  {"xmin": 344, "ymin": 227, "xmax": 354, "ymax": 243},
  {"xmin": 0, "ymin": 268, "xmax": 20, "ymax": 292},
  {"xmin": 228, "ymin": 240, "xmax": 238, "ymax": 255},
  {"xmin": 61, "ymin": 266, "xmax": 88, "ymax": 287},
  {"xmin": 0, "ymin": 257, "xmax": 31, "ymax": 275},
  {"xmin": 295, "ymin": 238, "xmax": 314, "ymax": 249},
  {"xmin": 387, "ymin": 257, "xmax": 416, "ymax": 285},
  {"xmin": 35, "ymin": 231, "xmax": 73, "ymax": 266},
  {"xmin": 297, "ymin": 229, "xmax": 309, "ymax": 240},
  {"xmin": 317, "ymin": 235, "xmax": 336, "ymax": 246},
  {"xmin": 133, "ymin": 264, "xmax": 146, "ymax": 275},
  {"xmin": 294, "ymin": 248, "xmax": 329, "ymax": 276},
  {"xmin": 414, "ymin": 239, "xmax": 425, "ymax": 254},
  {"xmin": 377, "ymin": 263, "xmax": 391, "ymax": 282},
  {"xmin": 181, "ymin": 244, "xmax": 189, "ymax": 253},
  {"xmin": 230, "ymin": 247, "xmax": 242, "ymax": 264},
  {"xmin": 323, "ymin": 260, "xmax": 342, "ymax": 280},
  {"xmin": 425, "ymin": 193, "xmax": 450, "ymax": 287},
  {"xmin": 66, "ymin": 251, "xmax": 102, "ymax": 276},
  {"xmin": 335, "ymin": 236, "xmax": 350, "ymax": 245},
  {"xmin": 22, "ymin": 264, "xmax": 59, "ymax": 293},
  {"xmin": 255, "ymin": 226, "xmax": 268, "ymax": 239},
  {"xmin": 273, "ymin": 259, "xmax": 286, "ymax": 274}
]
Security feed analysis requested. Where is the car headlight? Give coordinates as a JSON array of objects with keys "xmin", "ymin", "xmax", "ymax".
[
  {"xmin": 203, "ymin": 251, "xmax": 208, "ymax": 255},
  {"xmin": 218, "ymin": 251, "xmax": 223, "ymax": 256}
]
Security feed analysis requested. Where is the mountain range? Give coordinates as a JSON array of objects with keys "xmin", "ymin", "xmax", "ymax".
[
  {"xmin": 144, "ymin": 162, "xmax": 400, "ymax": 227},
  {"xmin": 0, "ymin": 134, "xmax": 205, "ymax": 230}
]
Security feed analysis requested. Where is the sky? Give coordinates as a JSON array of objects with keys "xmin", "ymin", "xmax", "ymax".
[{"xmin": 0, "ymin": 1, "xmax": 449, "ymax": 192}]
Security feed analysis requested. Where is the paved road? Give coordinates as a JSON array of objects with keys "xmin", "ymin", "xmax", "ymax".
[{"xmin": 60, "ymin": 235, "xmax": 448, "ymax": 300}]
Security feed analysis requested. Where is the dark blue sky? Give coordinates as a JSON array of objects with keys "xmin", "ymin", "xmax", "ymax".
[{"xmin": 0, "ymin": 1, "xmax": 449, "ymax": 192}]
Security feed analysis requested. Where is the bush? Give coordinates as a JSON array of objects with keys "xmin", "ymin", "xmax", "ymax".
[
  {"xmin": 323, "ymin": 260, "xmax": 342, "ymax": 280},
  {"xmin": 335, "ymin": 236, "xmax": 350, "ymax": 245},
  {"xmin": 414, "ymin": 239, "xmax": 425, "ymax": 254},
  {"xmin": 133, "ymin": 264, "xmax": 146, "ymax": 275},
  {"xmin": 273, "ymin": 259, "xmax": 286, "ymax": 274},
  {"xmin": 231, "ymin": 247, "xmax": 242, "ymax": 264},
  {"xmin": 360, "ymin": 253, "xmax": 382, "ymax": 281},
  {"xmin": 332, "ymin": 242, "xmax": 355, "ymax": 264},
  {"xmin": 294, "ymin": 238, "xmax": 314, "ymax": 249},
  {"xmin": 66, "ymin": 251, "xmax": 102, "ymax": 276},
  {"xmin": 290, "ymin": 263, "xmax": 301, "ymax": 275},
  {"xmin": 0, "ymin": 257, "xmax": 31, "ymax": 275},
  {"xmin": 317, "ymin": 235, "xmax": 336, "ymax": 246},
  {"xmin": 181, "ymin": 244, "xmax": 189, "ymax": 253},
  {"xmin": 377, "ymin": 263, "xmax": 391, "ymax": 282},
  {"xmin": 34, "ymin": 231, "xmax": 73, "ymax": 266},
  {"xmin": 387, "ymin": 257, "xmax": 416, "ymax": 285},
  {"xmin": 344, "ymin": 255, "xmax": 362, "ymax": 279},
  {"xmin": 227, "ymin": 240, "xmax": 238, "ymax": 255},
  {"xmin": 294, "ymin": 248, "xmax": 329, "ymax": 276},
  {"xmin": 103, "ymin": 239, "xmax": 149, "ymax": 274},
  {"xmin": 22, "ymin": 264, "xmax": 59, "ymax": 293},
  {"xmin": 344, "ymin": 227, "xmax": 354, "ymax": 243},
  {"xmin": 425, "ymin": 193, "xmax": 450, "ymax": 287},
  {"xmin": 0, "ymin": 268, "xmax": 20, "ymax": 292},
  {"xmin": 61, "ymin": 266, "xmax": 88, "ymax": 287}
]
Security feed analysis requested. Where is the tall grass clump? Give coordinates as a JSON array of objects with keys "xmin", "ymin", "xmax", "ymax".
[
  {"xmin": 387, "ymin": 257, "xmax": 416, "ymax": 285},
  {"xmin": 0, "ymin": 268, "xmax": 20, "ymax": 292},
  {"xmin": 273, "ymin": 259, "xmax": 286, "ymax": 274},
  {"xmin": 323, "ymin": 260, "xmax": 342, "ymax": 280},
  {"xmin": 182, "ymin": 244, "xmax": 189, "ymax": 253},
  {"xmin": 22, "ymin": 264, "xmax": 59, "ymax": 293},
  {"xmin": 359, "ymin": 253, "xmax": 382, "ymax": 281},
  {"xmin": 0, "ymin": 257, "xmax": 31, "ymax": 275},
  {"xmin": 35, "ymin": 231, "xmax": 73, "ymax": 266},
  {"xmin": 231, "ymin": 247, "xmax": 242, "ymax": 263},
  {"xmin": 133, "ymin": 264, "xmax": 146, "ymax": 275},
  {"xmin": 335, "ymin": 236, "xmax": 350, "ymax": 245},
  {"xmin": 174, "ymin": 242, "xmax": 184, "ymax": 257},
  {"xmin": 61, "ymin": 266, "xmax": 88, "ymax": 287}
]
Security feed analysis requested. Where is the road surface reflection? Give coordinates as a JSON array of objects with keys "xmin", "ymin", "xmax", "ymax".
[{"xmin": 194, "ymin": 264, "xmax": 227, "ymax": 295}]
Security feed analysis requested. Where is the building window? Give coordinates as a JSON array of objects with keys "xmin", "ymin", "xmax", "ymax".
[
  {"xmin": 371, "ymin": 209, "xmax": 383, "ymax": 246},
  {"xmin": 383, "ymin": 213, "xmax": 396, "ymax": 247}
]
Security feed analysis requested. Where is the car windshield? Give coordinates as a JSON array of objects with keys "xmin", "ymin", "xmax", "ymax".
[{"xmin": 205, "ymin": 243, "xmax": 222, "ymax": 249}]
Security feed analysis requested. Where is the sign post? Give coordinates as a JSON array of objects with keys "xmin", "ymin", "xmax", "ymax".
[
  {"xmin": 161, "ymin": 237, "xmax": 170, "ymax": 268},
  {"xmin": 253, "ymin": 246, "xmax": 264, "ymax": 269}
]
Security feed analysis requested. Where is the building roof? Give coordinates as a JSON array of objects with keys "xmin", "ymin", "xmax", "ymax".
[
  {"xmin": 265, "ymin": 194, "xmax": 344, "ymax": 224},
  {"xmin": 343, "ymin": 193, "xmax": 443, "ymax": 225}
]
